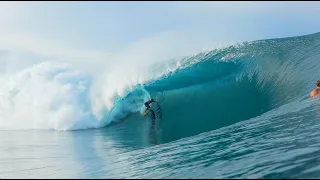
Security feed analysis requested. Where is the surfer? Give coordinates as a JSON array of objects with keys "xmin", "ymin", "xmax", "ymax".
[
  {"xmin": 310, "ymin": 80, "xmax": 320, "ymax": 98},
  {"xmin": 145, "ymin": 99, "xmax": 156, "ymax": 110}
]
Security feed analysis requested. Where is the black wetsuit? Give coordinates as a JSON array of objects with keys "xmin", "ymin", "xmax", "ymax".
[{"xmin": 144, "ymin": 99, "xmax": 155, "ymax": 108}]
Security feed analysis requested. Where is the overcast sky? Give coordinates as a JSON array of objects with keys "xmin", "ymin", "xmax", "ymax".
[{"xmin": 0, "ymin": 1, "xmax": 320, "ymax": 73}]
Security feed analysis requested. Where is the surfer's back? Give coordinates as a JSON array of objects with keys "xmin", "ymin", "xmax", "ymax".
[{"xmin": 310, "ymin": 80, "xmax": 320, "ymax": 98}]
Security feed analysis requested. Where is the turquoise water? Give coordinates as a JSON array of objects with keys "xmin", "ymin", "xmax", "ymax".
[{"xmin": 1, "ymin": 32, "xmax": 320, "ymax": 178}]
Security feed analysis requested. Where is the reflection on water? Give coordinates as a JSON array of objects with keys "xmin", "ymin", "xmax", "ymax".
[{"xmin": 0, "ymin": 131, "xmax": 79, "ymax": 178}]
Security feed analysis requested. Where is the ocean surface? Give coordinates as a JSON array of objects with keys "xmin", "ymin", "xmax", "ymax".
[{"xmin": 1, "ymin": 32, "xmax": 320, "ymax": 178}]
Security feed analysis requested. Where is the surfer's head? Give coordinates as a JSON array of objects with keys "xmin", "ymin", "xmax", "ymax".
[{"xmin": 316, "ymin": 80, "xmax": 320, "ymax": 87}]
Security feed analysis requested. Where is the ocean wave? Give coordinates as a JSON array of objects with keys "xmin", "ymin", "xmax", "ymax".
[{"xmin": 0, "ymin": 32, "xmax": 320, "ymax": 138}]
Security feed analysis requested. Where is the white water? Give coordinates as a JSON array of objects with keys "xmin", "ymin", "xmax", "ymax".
[
  {"xmin": 0, "ymin": 61, "xmax": 99, "ymax": 130},
  {"xmin": 0, "ymin": 60, "xmax": 156, "ymax": 130}
]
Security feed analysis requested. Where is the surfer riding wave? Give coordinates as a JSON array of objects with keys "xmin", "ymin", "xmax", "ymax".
[
  {"xmin": 145, "ymin": 99, "xmax": 156, "ymax": 110},
  {"xmin": 141, "ymin": 98, "xmax": 162, "ymax": 120}
]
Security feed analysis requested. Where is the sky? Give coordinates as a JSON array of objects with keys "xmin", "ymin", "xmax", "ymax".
[{"xmin": 0, "ymin": 1, "xmax": 320, "ymax": 75}]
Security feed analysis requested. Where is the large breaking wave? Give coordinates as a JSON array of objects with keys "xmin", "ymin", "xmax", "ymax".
[{"xmin": 0, "ymin": 32, "xmax": 320, "ymax": 141}]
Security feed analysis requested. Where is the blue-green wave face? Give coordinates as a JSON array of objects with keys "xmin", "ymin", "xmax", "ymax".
[
  {"xmin": 114, "ymin": 32, "xmax": 320, "ymax": 143},
  {"xmin": 1, "ymin": 32, "xmax": 320, "ymax": 145}
]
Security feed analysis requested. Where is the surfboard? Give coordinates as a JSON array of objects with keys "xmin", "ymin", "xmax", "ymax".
[{"xmin": 140, "ymin": 106, "xmax": 150, "ymax": 116}]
